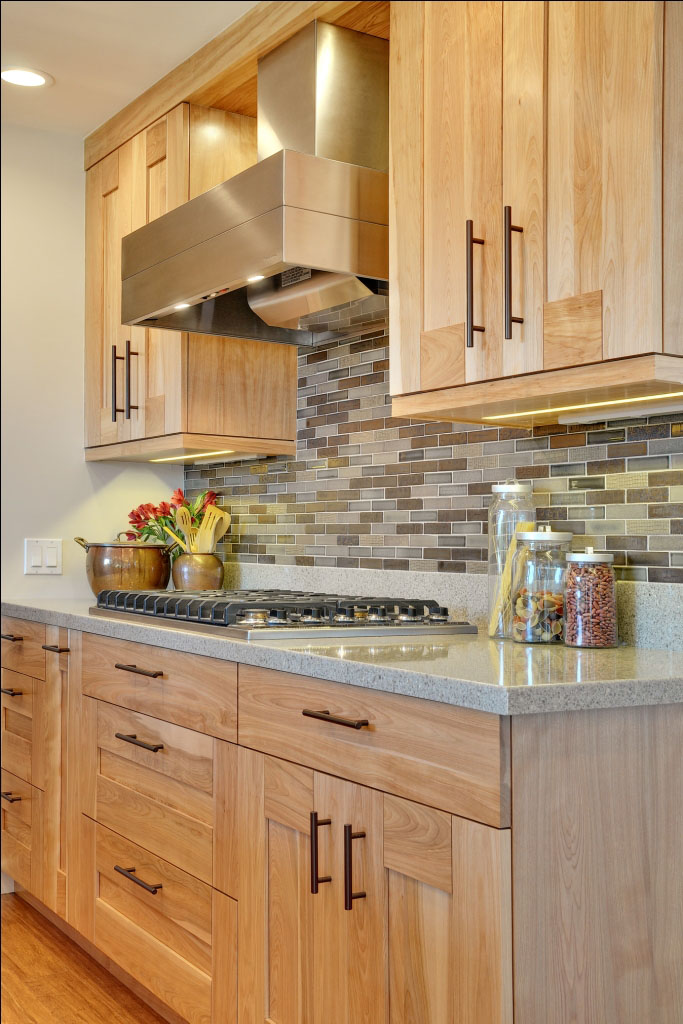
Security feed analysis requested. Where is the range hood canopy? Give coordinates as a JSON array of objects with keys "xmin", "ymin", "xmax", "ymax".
[{"xmin": 121, "ymin": 21, "xmax": 389, "ymax": 345}]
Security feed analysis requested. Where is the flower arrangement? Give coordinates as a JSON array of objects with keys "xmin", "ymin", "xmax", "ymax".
[{"xmin": 125, "ymin": 488, "xmax": 218, "ymax": 555}]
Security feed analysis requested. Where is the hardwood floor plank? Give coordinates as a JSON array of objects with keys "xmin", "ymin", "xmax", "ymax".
[{"xmin": 1, "ymin": 894, "xmax": 166, "ymax": 1024}]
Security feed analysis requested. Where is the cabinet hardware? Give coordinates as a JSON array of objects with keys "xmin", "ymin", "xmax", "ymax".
[
  {"xmin": 343, "ymin": 824, "xmax": 367, "ymax": 910},
  {"xmin": 114, "ymin": 864, "xmax": 163, "ymax": 894},
  {"xmin": 1, "ymin": 687, "xmax": 23, "ymax": 697},
  {"xmin": 124, "ymin": 339, "xmax": 139, "ymax": 420},
  {"xmin": 310, "ymin": 811, "xmax": 332, "ymax": 894},
  {"xmin": 114, "ymin": 662, "xmax": 163, "ymax": 678},
  {"xmin": 504, "ymin": 206, "xmax": 524, "ymax": 339},
  {"xmin": 1, "ymin": 634, "xmax": 23, "ymax": 642},
  {"xmin": 466, "ymin": 219, "xmax": 485, "ymax": 348},
  {"xmin": 302, "ymin": 708, "xmax": 370, "ymax": 730},
  {"xmin": 41, "ymin": 644, "xmax": 70, "ymax": 654},
  {"xmin": 115, "ymin": 732, "xmax": 164, "ymax": 753},
  {"xmin": 111, "ymin": 345, "xmax": 125, "ymax": 421},
  {"xmin": 1, "ymin": 792, "xmax": 21, "ymax": 803}
]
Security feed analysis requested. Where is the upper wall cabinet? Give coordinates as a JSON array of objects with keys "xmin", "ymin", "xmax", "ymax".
[
  {"xmin": 390, "ymin": 1, "xmax": 683, "ymax": 426},
  {"xmin": 84, "ymin": 104, "xmax": 297, "ymax": 463}
]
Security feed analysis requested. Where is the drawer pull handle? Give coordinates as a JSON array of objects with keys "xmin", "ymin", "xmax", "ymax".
[
  {"xmin": 310, "ymin": 811, "xmax": 332, "ymax": 894},
  {"xmin": 1, "ymin": 687, "xmax": 23, "ymax": 697},
  {"xmin": 1, "ymin": 634, "xmax": 23, "ymax": 643},
  {"xmin": 1, "ymin": 792, "xmax": 22, "ymax": 803},
  {"xmin": 114, "ymin": 662, "xmax": 163, "ymax": 678},
  {"xmin": 115, "ymin": 732, "xmax": 164, "ymax": 753},
  {"xmin": 114, "ymin": 865, "xmax": 162, "ymax": 895},
  {"xmin": 41, "ymin": 644, "xmax": 70, "ymax": 654},
  {"xmin": 343, "ymin": 824, "xmax": 367, "ymax": 911},
  {"xmin": 302, "ymin": 708, "xmax": 369, "ymax": 730}
]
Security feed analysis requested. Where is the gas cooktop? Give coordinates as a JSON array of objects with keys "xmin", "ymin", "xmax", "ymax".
[{"xmin": 91, "ymin": 589, "xmax": 477, "ymax": 641}]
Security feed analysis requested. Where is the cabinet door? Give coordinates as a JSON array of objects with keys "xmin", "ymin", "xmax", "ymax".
[
  {"xmin": 390, "ymin": 2, "xmax": 503, "ymax": 396},
  {"xmin": 544, "ymin": 1, "xmax": 664, "ymax": 370},
  {"xmin": 384, "ymin": 795, "xmax": 513, "ymax": 1024},
  {"xmin": 84, "ymin": 145, "xmax": 134, "ymax": 447},
  {"xmin": 130, "ymin": 105, "xmax": 190, "ymax": 439}
]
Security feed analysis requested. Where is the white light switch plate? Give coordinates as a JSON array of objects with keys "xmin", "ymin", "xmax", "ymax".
[{"xmin": 24, "ymin": 538, "xmax": 63, "ymax": 574}]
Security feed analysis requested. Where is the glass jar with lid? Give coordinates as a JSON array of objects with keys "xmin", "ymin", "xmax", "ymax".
[
  {"xmin": 510, "ymin": 526, "xmax": 573, "ymax": 643},
  {"xmin": 487, "ymin": 481, "xmax": 536, "ymax": 639},
  {"xmin": 565, "ymin": 547, "xmax": 618, "ymax": 648}
]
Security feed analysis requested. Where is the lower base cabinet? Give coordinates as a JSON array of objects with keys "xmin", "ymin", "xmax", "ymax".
[
  {"xmin": 76, "ymin": 816, "xmax": 236, "ymax": 1024},
  {"xmin": 236, "ymin": 747, "xmax": 512, "ymax": 1024}
]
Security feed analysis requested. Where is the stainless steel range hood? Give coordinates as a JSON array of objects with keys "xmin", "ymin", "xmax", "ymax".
[{"xmin": 121, "ymin": 22, "xmax": 389, "ymax": 345}]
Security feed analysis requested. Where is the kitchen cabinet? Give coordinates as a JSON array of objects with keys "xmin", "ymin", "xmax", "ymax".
[
  {"xmin": 84, "ymin": 103, "xmax": 297, "ymax": 463},
  {"xmin": 390, "ymin": 0, "xmax": 683, "ymax": 425},
  {"xmin": 1, "ymin": 619, "xmax": 69, "ymax": 917},
  {"xmin": 236, "ymin": 748, "xmax": 511, "ymax": 1024}
]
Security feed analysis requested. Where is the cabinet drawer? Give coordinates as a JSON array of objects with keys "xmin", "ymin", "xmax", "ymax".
[
  {"xmin": 1, "ymin": 769, "xmax": 42, "ymax": 895},
  {"xmin": 82, "ymin": 632, "xmax": 236, "ymax": 740},
  {"xmin": 92, "ymin": 821, "xmax": 235, "ymax": 1024},
  {"xmin": 1, "ymin": 670, "xmax": 34, "ymax": 783},
  {"xmin": 1, "ymin": 617, "xmax": 45, "ymax": 680},
  {"xmin": 90, "ymin": 700, "xmax": 216, "ymax": 883},
  {"xmin": 239, "ymin": 666, "xmax": 510, "ymax": 827}
]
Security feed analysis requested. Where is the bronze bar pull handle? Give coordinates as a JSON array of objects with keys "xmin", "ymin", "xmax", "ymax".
[
  {"xmin": 1, "ymin": 792, "xmax": 22, "ymax": 803},
  {"xmin": 114, "ymin": 865, "xmax": 162, "ymax": 895},
  {"xmin": 1, "ymin": 634, "xmax": 23, "ymax": 642},
  {"xmin": 504, "ymin": 206, "xmax": 524, "ymax": 339},
  {"xmin": 125, "ymin": 339, "xmax": 139, "ymax": 420},
  {"xmin": 343, "ymin": 824, "xmax": 367, "ymax": 910},
  {"xmin": 114, "ymin": 662, "xmax": 163, "ymax": 679},
  {"xmin": 111, "ymin": 345, "xmax": 125, "ymax": 421},
  {"xmin": 115, "ymin": 732, "xmax": 164, "ymax": 753},
  {"xmin": 42, "ymin": 644, "xmax": 70, "ymax": 654},
  {"xmin": 1, "ymin": 687, "xmax": 24, "ymax": 697},
  {"xmin": 302, "ymin": 709, "xmax": 370, "ymax": 731},
  {"xmin": 310, "ymin": 812, "xmax": 332, "ymax": 894},
  {"xmin": 466, "ymin": 220, "xmax": 486, "ymax": 348}
]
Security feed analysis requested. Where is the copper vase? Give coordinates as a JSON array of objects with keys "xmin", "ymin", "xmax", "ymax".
[{"xmin": 172, "ymin": 553, "xmax": 224, "ymax": 591}]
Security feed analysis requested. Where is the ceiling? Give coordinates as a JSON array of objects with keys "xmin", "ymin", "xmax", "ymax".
[{"xmin": 0, "ymin": 0, "xmax": 260, "ymax": 136}]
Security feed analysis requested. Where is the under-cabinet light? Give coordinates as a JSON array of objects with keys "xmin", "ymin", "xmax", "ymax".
[
  {"xmin": 247, "ymin": 275, "xmax": 265, "ymax": 283},
  {"xmin": 150, "ymin": 449, "xmax": 236, "ymax": 463},
  {"xmin": 1, "ymin": 68, "xmax": 54, "ymax": 87},
  {"xmin": 482, "ymin": 391, "xmax": 683, "ymax": 421},
  {"xmin": 174, "ymin": 302, "xmax": 190, "ymax": 310}
]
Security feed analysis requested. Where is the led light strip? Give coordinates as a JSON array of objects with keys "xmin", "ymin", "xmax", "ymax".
[
  {"xmin": 150, "ymin": 449, "xmax": 235, "ymax": 463},
  {"xmin": 482, "ymin": 391, "xmax": 683, "ymax": 421}
]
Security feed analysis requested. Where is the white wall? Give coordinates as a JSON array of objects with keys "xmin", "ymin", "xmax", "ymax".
[{"xmin": 1, "ymin": 123, "xmax": 182, "ymax": 600}]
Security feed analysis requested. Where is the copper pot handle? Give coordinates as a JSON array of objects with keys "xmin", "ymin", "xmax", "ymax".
[{"xmin": 74, "ymin": 537, "xmax": 89, "ymax": 551}]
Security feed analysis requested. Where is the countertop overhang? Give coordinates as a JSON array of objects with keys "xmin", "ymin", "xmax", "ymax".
[{"xmin": 2, "ymin": 598, "xmax": 681, "ymax": 716}]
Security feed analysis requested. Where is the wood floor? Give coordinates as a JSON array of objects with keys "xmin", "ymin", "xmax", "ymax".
[{"xmin": 1, "ymin": 893, "xmax": 166, "ymax": 1024}]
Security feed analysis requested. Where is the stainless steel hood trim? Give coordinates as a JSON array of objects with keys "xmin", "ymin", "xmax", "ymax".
[{"xmin": 121, "ymin": 150, "xmax": 388, "ymax": 339}]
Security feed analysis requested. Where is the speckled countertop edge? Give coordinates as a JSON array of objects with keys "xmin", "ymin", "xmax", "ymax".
[{"xmin": 2, "ymin": 600, "xmax": 681, "ymax": 716}]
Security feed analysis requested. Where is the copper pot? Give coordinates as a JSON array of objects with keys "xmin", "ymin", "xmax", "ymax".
[
  {"xmin": 172, "ymin": 553, "xmax": 224, "ymax": 591},
  {"xmin": 75, "ymin": 535, "xmax": 172, "ymax": 597}
]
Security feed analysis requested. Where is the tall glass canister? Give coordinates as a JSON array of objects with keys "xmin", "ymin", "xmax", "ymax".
[
  {"xmin": 510, "ymin": 526, "xmax": 573, "ymax": 643},
  {"xmin": 487, "ymin": 481, "xmax": 535, "ymax": 639}
]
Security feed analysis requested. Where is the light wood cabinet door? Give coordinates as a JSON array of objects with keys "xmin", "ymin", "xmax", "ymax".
[
  {"xmin": 543, "ymin": 1, "xmax": 665, "ymax": 370},
  {"xmin": 385, "ymin": 795, "xmax": 513, "ymax": 1024},
  {"xmin": 236, "ymin": 750, "xmax": 386, "ymax": 1024}
]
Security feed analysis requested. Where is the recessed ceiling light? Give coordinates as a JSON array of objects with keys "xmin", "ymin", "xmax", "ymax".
[
  {"xmin": 247, "ymin": 274, "xmax": 265, "ymax": 283},
  {"xmin": 174, "ymin": 302, "xmax": 190, "ymax": 310},
  {"xmin": 1, "ymin": 68, "xmax": 54, "ymax": 87}
]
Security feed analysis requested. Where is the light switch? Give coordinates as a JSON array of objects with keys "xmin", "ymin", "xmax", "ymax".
[{"xmin": 24, "ymin": 538, "xmax": 63, "ymax": 575}]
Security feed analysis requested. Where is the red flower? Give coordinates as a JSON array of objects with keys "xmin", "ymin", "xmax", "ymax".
[
  {"xmin": 128, "ymin": 503, "xmax": 156, "ymax": 525},
  {"xmin": 170, "ymin": 488, "xmax": 187, "ymax": 509},
  {"xmin": 201, "ymin": 490, "xmax": 218, "ymax": 510},
  {"xmin": 156, "ymin": 501, "xmax": 171, "ymax": 517},
  {"xmin": 124, "ymin": 531, "xmax": 138, "ymax": 541}
]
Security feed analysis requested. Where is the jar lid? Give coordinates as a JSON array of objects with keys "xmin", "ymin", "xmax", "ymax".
[
  {"xmin": 516, "ymin": 524, "xmax": 573, "ymax": 543},
  {"xmin": 491, "ymin": 480, "xmax": 533, "ymax": 493},
  {"xmin": 566, "ymin": 546, "xmax": 614, "ymax": 563}
]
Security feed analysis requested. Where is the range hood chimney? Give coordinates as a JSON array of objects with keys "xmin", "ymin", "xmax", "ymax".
[{"xmin": 121, "ymin": 22, "xmax": 389, "ymax": 345}]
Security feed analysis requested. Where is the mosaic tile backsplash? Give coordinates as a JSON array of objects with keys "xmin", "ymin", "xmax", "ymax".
[{"xmin": 186, "ymin": 327, "xmax": 683, "ymax": 584}]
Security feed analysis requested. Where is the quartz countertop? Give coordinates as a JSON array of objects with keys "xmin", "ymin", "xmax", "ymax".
[{"xmin": 2, "ymin": 597, "xmax": 681, "ymax": 716}]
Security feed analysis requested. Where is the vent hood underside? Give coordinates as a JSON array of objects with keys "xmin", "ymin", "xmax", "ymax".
[{"xmin": 121, "ymin": 149, "xmax": 388, "ymax": 345}]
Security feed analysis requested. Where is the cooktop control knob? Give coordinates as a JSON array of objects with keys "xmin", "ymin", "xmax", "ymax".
[
  {"xmin": 429, "ymin": 606, "xmax": 450, "ymax": 622},
  {"xmin": 397, "ymin": 604, "xmax": 420, "ymax": 621}
]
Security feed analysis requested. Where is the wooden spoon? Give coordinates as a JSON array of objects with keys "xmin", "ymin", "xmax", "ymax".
[
  {"xmin": 163, "ymin": 525, "xmax": 188, "ymax": 553},
  {"xmin": 196, "ymin": 505, "xmax": 225, "ymax": 553},
  {"xmin": 175, "ymin": 506, "xmax": 196, "ymax": 552}
]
